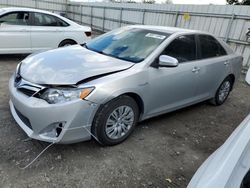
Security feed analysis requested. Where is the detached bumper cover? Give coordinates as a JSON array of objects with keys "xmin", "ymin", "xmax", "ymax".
[{"xmin": 9, "ymin": 76, "xmax": 99, "ymax": 144}]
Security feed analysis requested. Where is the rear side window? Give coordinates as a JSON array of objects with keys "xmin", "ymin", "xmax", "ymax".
[
  {"xmin": 33, "ymin": 12, "xmax": 69, "ymax": 27},
  {"xmin": 198, "ymin": 35, "xmax": 227, "ymax": 59},
  {"xmin": 162, "ymin": 35, "xmax": 197, "ymax": 63},
  {"xmin": 0, "ymin": 12, "xmax": 30, "ymax": 25}
]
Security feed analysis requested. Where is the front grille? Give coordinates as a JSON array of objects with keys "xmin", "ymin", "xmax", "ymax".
[
  {"xmin": 14, "ymin": 107, "xmax": 33, "ymax": 130},
  {"xmin": 14, "ymin": 77, "xmax": 43, "ymax": 97},
  {"xmin": 14, "ymin": 75, "xmax": 21, "ymax": 87},
  {"xmin": 18, "ymin": 88, "xmax": 36, "ymax": 97}
]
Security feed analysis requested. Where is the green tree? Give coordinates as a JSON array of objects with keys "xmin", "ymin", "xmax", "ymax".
[
  {"xmin": 227, "ymin": 0, "xmax": 250, "ymax": 5},
  {"xmin": 242, "ymin": 0, "xmax": 250, "ymax": 5},
  {"xmin": 142, "ymin": 0, "xmax": 156, "ymax": 4},
  {"xmin": 164, "ymin": 0, "xmax": 173, "ymax": 3}
]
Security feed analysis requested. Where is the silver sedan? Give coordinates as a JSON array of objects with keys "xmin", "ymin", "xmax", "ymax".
[{"xmin": 9, "ymin": 25, "xmax": 242, "ymax": 145}]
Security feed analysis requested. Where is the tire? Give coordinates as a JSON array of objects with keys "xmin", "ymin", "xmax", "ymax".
[
  {"xmin": 58, "ymin": 39, "xmax": 77, "ymax": 47},
  {"xmin": 209, "ymin": 76, "xmax": 233, "ymax": 106},
  {"xmin": 92, "ymin": 95, "xmax": 139, "ymax": 146}
]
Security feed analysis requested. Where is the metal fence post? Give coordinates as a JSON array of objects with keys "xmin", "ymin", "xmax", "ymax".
[
  {"xmin": 81, "ymin": 5, "xmax": 83, "ymax": 24},
  {"xmin": 73, "ymin": 6, "xmax": 76, "ymax": 21},
  {"xmin": 35, "ymin": 0, "xmax": 38, "ymax": 8},
  {"xmin": 120, "ymin": 8, "xmax": 123, "ymax": 27},
  {"xmin": 65, "ymin": 0, "xmax": 69, "ymax": 18},
  {"xmin": 102, "ymin": 7, "xmax": 106, "ymax": 32},
  {"xmin": 174, "ymin": 11, "xmax": 179, "ymax": 27},
  {"xmin": 90, "ymin": 6, "xmax": 93, "ymax": 28},
  {"xmin": 225, "ymin": 14, "xmax": 235, "ymax": 43},
  {"xmin": 142, "ymin": 10, "xmax": 146, "ymax": 25}
]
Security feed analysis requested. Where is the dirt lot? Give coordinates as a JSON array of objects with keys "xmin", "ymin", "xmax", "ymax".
[{"xmin": 0, "ymin": 54, "xmax": 249, "ymax": 188}]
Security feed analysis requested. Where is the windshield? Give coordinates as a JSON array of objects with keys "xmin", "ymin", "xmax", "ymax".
[{"xmin": 85, "ymin": 28, "xmax": 170, "ymax": 63}]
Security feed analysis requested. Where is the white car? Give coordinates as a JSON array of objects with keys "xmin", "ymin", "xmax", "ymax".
[
  {"xmin": 188, "ymin": 69, "xmax": 250, "ymax": 188},
  {"xmin": 0, "ymin": 7, "xmax": 91, "ymax": 54},
  {"xmin": 246, "ymin": 68, "xmax": 250, "ymax": 85}
]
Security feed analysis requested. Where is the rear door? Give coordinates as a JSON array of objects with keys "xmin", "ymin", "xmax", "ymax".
[
  {"xmin": 30, "ymin": 12, "xmax": 67, "ymax": 51},
  {"xmin": 0, "ymin": 11, "xmax": 31, "ymax": 54},
  {"xmin": 194, "ymin": 35, "xmax": 230, "ymax": 99}
]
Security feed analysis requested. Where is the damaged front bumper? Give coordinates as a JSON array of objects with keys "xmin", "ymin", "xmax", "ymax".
[{"xmin": 9, "ymin": 75, "xmax": 99, "ymax": 144}]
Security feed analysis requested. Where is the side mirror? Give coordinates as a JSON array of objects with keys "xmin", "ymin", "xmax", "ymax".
[{"xmin": 158, "ymin": 55, "xmax": 178, "ymax": 68}]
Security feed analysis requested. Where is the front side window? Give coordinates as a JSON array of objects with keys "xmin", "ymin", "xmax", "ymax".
[
  {"xmin": 198, "ymin": 35, "xmax": 227, "ymax": 59},
  {"xmin": 33, "ymin": 13, "xmax": 68, "ymax": 27},
  {"xmin": 85, "ymin": 28, "xmax": 170, "ymax": 63},
  {"xmin": 0, "ymin": 12, "xmax": 30, "ymax": 25},
  {"xmin": 162, "ymin": 35, "xmax": 197, "ymax": 63}
]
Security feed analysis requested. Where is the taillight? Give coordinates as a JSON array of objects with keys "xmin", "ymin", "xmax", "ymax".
[{"xmin": 85, "ymin": 32, "xmax": 91, "ymax": 37}]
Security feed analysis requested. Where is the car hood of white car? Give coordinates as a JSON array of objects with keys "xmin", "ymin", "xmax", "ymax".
[
  {"xmin": 246, "ymin": 68, "xmax": 250, "ymax": 85},
  {"xmin": 19, "ymin": 45, "xmax": 134, "ymax": 85},
  {"xmin": 188, "ymin": 114, "xmax": 250, "ymax": 188}
]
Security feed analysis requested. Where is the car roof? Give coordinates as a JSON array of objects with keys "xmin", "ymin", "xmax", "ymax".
[
  {"xmin": 129, "ymin": 25, "xmax": 208, "ymax": 35},
  {"xmin": 0, "ymin": 7, "xmax": 59, "ymax": 16},
  {"xmin": 0, "ymin": 7, "xmax": 92, "ymax": 30}
]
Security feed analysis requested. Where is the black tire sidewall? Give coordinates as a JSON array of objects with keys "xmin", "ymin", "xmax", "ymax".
[
  {"xmin": 59, "ymin": 40, "xmax": 76, "ymax": 47},
  {"xmin": 93, "ymin": 96, "xmax": 139, "ymax": 146},
  {"xmin": 215, "ymin": 77, "xmax": 233, "ymax": 105}
]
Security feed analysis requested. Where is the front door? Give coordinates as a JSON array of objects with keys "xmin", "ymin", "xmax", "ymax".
[{"xmin": 146, "ymin": 34, "xmax": 200, "ymax": 117}]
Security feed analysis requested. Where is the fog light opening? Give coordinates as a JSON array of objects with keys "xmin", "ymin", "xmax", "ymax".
[
  {"xmin": 56, "ymin": 127, "xmax": 62, "ymax": 137},
  {"xmin": 39, "ymin": 122, "xmax": 65, "ymax": 139},
  {"xmin": 55, "ymin": 123, "xmax": 64, "ymax": 137}
]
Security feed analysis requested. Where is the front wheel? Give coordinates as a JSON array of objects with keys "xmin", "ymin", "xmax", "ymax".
[
  {"xmin": 209, "ymin": 77, "xmax": 233, "ymax": 106},
  {"xmin": 92, "ymin": 95, "xmax": 139, "ymax": 146}
]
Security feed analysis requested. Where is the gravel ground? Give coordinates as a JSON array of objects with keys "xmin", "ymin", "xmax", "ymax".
[{"xmin": 0, "ymin": 53, "xmax": 249, "ymax": 188}]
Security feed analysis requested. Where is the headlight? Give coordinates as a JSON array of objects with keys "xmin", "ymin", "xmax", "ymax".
[{"xmin": 40, "ymin": 87, "xmax": 94, "ymax": 104}]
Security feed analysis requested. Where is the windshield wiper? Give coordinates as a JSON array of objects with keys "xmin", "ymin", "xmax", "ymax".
[{"xmin": 83, "ymin": 44, "xmax": 105, "ymax": 55}]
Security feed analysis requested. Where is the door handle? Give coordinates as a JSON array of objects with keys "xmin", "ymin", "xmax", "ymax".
[
  {"xmin": 192, "ymin": 67, "xmax": 200, "ymax": 73},
  {"xmin": 224, "ymin": 61, "xmax": 229, "ymax": 66}
]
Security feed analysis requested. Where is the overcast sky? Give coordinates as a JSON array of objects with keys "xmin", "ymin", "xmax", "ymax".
[
  {"xmin": 71, "ymin": 0, "xmax": 227, "ymax": 4},
  {"xmin": 173, "ymin": 0, "xmax": 226, "ymax": 4}
]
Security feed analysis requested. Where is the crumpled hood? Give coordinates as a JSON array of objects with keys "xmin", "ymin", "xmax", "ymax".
[{"xmin": 20, "ymin": 45, "xmax": 134, "ymax": 85}]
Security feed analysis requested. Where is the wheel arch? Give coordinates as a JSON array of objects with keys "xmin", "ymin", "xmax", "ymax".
[
  {"xmin": 97, "ymin": 91, "xmax": 145, "ymax": 120},
  {"xmin": 227, "ymin": 74, "xmax": 235, "ymax": 91},
  {"xmin": 121, "ymin": 92, "xmax": 144, "ymax": 118},
  {"xmin": 58, "ymin": 39, "xmax": 77, "ymax": 47}
]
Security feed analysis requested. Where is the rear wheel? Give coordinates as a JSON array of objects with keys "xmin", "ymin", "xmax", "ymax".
[
  {"xmin": 92, "ymin": 95, "xmax": 139, "ymax": 146},
  {"xmin": 209, "ymin": 76, "xmax": 233, "ymax": 106},
  {"xmin": 58, "ymin": 39, "xmax": 77, "ymax": 47}
]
